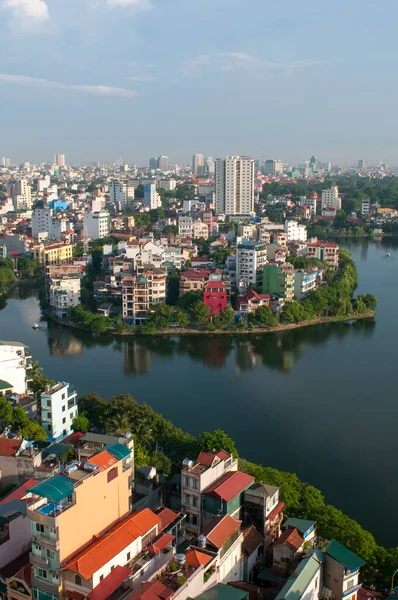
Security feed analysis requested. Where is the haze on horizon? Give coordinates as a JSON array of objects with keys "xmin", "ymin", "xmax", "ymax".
[{"xmin": 1, "ymin": 0, "xmax": 397, "ymax": 166}]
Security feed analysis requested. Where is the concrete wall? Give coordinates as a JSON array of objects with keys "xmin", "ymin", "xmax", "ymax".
[{"xmin": 0, "ymin": 514, "xmax": 31, "ymax": 569}]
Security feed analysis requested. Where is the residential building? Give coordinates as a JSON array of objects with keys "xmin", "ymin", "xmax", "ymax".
[
  {"xmin": 158, "ymin": 179, "xmax": 176, "ymax": 192},
  {"xmin": 358, "ymin": 160, "xmax": 366, "ymax": 170},
  {"xmin": 201, "ymin": 515, "xmax": 244, "ymax": 584},
  {"xmin": 144, "ymin": 184, "xmax": 161, "ymax": 210},
  {"xmin": 46, "ymin": 265, "xmax": 82, "ymax": 318},
  {"xmin": 275, "ymin": 550, "xmax": 324, "ymax": 600},
  {"xmin": 299, "ymin": 192, "xmax": 318, "ymax": 217},
  {"xmin": 203, "ymin": 279, "xmax": 227, "ymax": 315},
  {"xmin": 192, "ymin": 154, "xmax": 205, "ymax": 175},
  {"xmin": 26, "ymin": 444, "xmax": 133, "ymax": 600},
  {"xmin": 83, "ymin": 209, "xmax": 110, "ymax": 239},
  {"xmin": 283, "ymin": 518, "xmax": 317, "ymax": 544},
  {"xmin": 361, "ymin": 198, "xmax": 371, "ymax": 216},
  {"xmin": 181, "ymin": 450, "xmax": 238, "ymax": 534},
  {"xmin": 40, "ymin": 381, "xmax": 78, "ymax": 441},
  {"xmin": 109, "ymin": 180, "xmax": 134, "ymax": 209},
  {"xmin": 54, "ymin": 154, "xmax": 65, "ymax": 167},
  {"xmin": 149, "ymin": 157, "xmax": 158, "ymax": 170},
  {"xmin": 205, "ymin": 156, "xmax": 215, "ymax": 176},
  {"xmin": 294, "ymin": 269, "xmax": 319, "ymax": 301},
  {"xmin": 0, "ymin": 341, "xmax": 31, "ymax": 396},
  {"xmin": 264, "ymin": 159, "xmax": 283, "ymax": 176},
  {"xmin": 201, "ymin": 210, "xmax": 214, "ymax": 234},
  {"xmin": 178, "ymin": 217, "xmax": 193, "ymax": 238},
  {"xmin": 321, "ymin": 184, "xmax": 342, "ymax": 211},
  {"xmin": 215, "ymin": 156, "xmax": 254, "ymax": 215},
  {"xmin": 306, "ymin": 241, "xmax": 339, "ymax": 269},
  {"xmin": 32, "ymin": 242, "xmax": 73, "ymax": 266},
  {"xmin": 237, "ymin": 289, "xmax": 270, "ymax": 318},
  {"xmin": 201, "ymin": 471, "xmax": 254, "ymax": 528},
  {"xmin": 272, "ymin": 527, "xmax": 304, "ymax": 575},
  {"xmin": 8, "ymin": 179, "xmax": 32, "ymax": 210},
  {"xmin": 122, "ymin": 267, "xmax": 166, "ymax": 325},
  {"xmin": 243, "ymin": 482, "xmax": 284, "ymax": 547},
  {"xmin": 262, "ymin": 263, "xmax": 295, "ymax": 301},
  {"xmin": 193, "ymin": 220, "xmax": 209, "ymax": 240},
  {"xmin": 236, "ymin": 241, "xmax": 267, "ymax": 292},
  {"xmin": 157, "ymin": 156, "xmax": 169, "ymax": 171},
  {"xmin": 324, "ymin": 539, "xmax": 366, "ymax": 600},
  {"xmin": 31, "ymin": 208, "xmax": 67, "ymax": 241},
  {"xmin": 238, "ymin": 224, "xmax": 257, "ymax": 240},
  {"xmin": 284, "ymin": 220, "xmax": 307, "ymax": 242}
]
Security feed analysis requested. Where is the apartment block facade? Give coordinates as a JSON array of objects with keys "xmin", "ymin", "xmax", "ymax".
[{"xmin": 40, "ymin": 382, "xmax": 78, "ymax": 441}]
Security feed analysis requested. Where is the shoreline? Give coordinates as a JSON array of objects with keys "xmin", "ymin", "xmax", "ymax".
[{"xmin": 46, "ymin": 310, "xmax": 376, "ymax": 336}]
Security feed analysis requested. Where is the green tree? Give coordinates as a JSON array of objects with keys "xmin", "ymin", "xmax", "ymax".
[
  {"xmin": 21, "ymin": 421, "xmax": 47, "ymax": 441},
  {"xmin": 177, "ymin": 310, "xmax": 190, "ymax": 327},
  {"xmin": 0, "ymin": 398, "xmax": 13, "ymax": 427},
  {"xmin": 249, "ymin": 305, "xmax": 279, "ymax": 327},
  {"xmin": 217, "ymin": 306, "xmax": 235, "ymax": 327},
  {"xmin": 12, "ymin": 406, "xmax": 28, "ymax": 429},
  {"xmin": 189, "ymin": 300, "xmax": 210, "ymax": 325},
  {"xmin": 150, "ymin": 451, "xmax": 172, "ymax": 476},
  {"xmin": 198, "ymin": 429, "xmax": 238, "ymax": 457},
  {"xmin": 280, "ymin": 301, "xmax": 307, "ymax": 324},
  {"xmin": 178, "ymin": 290, "xmax": 203, "ymax": 310},
  {"xmin": 72, "ymin": 415, "xmax": 90, "ymax": 433},
  {"xmin": 135, "ymin": 441, "xmax": 151, "ymax": 467},
  {"xmin": 148, "ymin": 303, "xmax": 174, "ymax": 329}
]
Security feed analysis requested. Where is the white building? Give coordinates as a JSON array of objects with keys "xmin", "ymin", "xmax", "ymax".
[
  {"xmin": 144, "ymin": 184, "xmax": 161, "ymax": 210},
  {"xmin": 284, "ymin": 220, "xmax": 307, "ymax": 242},
  {"xmin": 294, "ymin": 269, "xmax": 319, "ymax": 301},
  {"xmin": 40, "ymin": 382, "xmax": 77, "ymax": 441},
  {"xmin": 193, "ymin": 220, "xmax": 209, "ymax": 240},
  {"xmin": 192, "ymin": 154, "xmax": 205, "ymax": 175},
  {"xmin": 264, "ymin": 159, "xmax": 283, "ymax": 175},
  {"xmin": 109, "ymin": 180, "xmax": 134, "ymax": 209},
  {"xmin": 37, "ymin": 176, "xmax": 51, "ymax": 192},
  {"xmin": 215, "ymin": 156, "xmax": 254, "ymax": 215},
  {"xmin": 31, "ymin": 208, "xmax": 67, "ymax": 240},
  {"xmin": 158, "ymin": 179, "xmax": 176, "ymax": 192},
  {"xmin": 321, "ymin": 184, "xmax": 342, "ymax": 211},
  {"xmin": 362, "ymin": 198, "xmax": 371, "ymax": 216},
  {"xmin": 236, "ymin": 240, "xmax": 267, "ymax": 291},
  {"xmin": 8, "ymin": 179, "xmax": 32, "ymax": 210},
  {"xmin": 83, "ymin": 210, "xmax": 110, "ymax": 239},
  {"xmin": 48, "ymin": 274, "xmax": 81, "ymax": 318},
  {"xmin": 178, "ymin": 216, "xmax": 193, "ymax": 237},
  {"xmin": 0, "ymin": 341, "xmax": 31, "ymax": 396},
  {"xmin": 299, "ymin": 195, "xmax": 318, "ymax": 217}
]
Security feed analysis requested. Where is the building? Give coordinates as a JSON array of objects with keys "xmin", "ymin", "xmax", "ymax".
[
  {"xmin": 109, "ymin": 180, "xmax": 134, "ymax": 209},
  {"xmin": 26, "ymin": 444, "xmax": 133, "ymax": 600},
  {"xmin": 149, "ymin": 157, "xmax": 158, "ymax": 170},
  {"xmin": 83, "ymin": 210, "xmax": 110, "ymax": 239},
  {"xmin": 321, "ymin": 184, "xmax": 342, "ymax": 211},
  {"xmin": 358, "ymin": 160, "xmax": 366, "ymax": 170},
  {"xmin": 32, "ymin": 241, "xmax": 73, "ymax": 266},
  {"xmin": 274, "ymin": 550, "xmax": 324, "ymax": 600},
  {"xmin": 8, "ymin": 179, "xmax": 32, "ymax": 210},
  {"xmin": 361, "ymin": 198, "xmax": 371, "ymax": 217},
  {"xmin": 47, "ymin": 265, "xmax": 82, "ymax": 318},
  {"xmin": 282, "ymin": 518, "xmax": 317, "ymax": 544},
  {"xmin": 262, "ymin": 263, "xmax": 295, "ymax": 301},
  {"xmin": 306, "ymin": 241, "xmax": 339, "ymax": 269},
  {"xmin": 294, "ymin": 269, "xmax": 319, "ymax": 300},
  {"xmin": 144, "ymin": 184, "xmax": 161, "ymax": 210},
  {"xmin": 237, "ymin": 289, "xmax": 270, "ymax": 318},
  {"xmin": 192, "ymin": 154, "xmax": 205, "ymax": 175},
  {"xmin": 179, "ymin": 269, "xmax": 212, "ymax": 296},
  {"xmin": 158, "ymin": 179, "xmax": 176, "ymax": 192},
  {"xmin": 264, "ymin": 159, "xmax": 283, "ymax": 175},
  {"xmin": 40, "ymin": 381, "xmax": 78, "ymax": 441},
  {"xmin": 201, "ymin": 471, "xmax": 254, "ymax": 528},
  {"xmin": 236, "ymin": 241, "xmax": 267, "ymax": 292},
  {"xmin": 157, "ymin": 156, "xmax": 169, "ymax": 171},
  {"xmin": 201, "ymin": 515, "xmax": 245, "ymax": 584},
  {"xmin": 31, "ymin": 208, "xmax": 67, "ymax": 241},
  {"xmin": 299, "ymin": 192, "xmax": 318, "ymax": 217},
  {"xmin": 0, "ymin": 341, "xmax": 31, "ymax": 396},
  {"xmin": 178, "ymin": 217, "xmax": 193, "ymax": 238},
  {"xmin": 54, "ymin": 154, "xmax": 66, "ymax": 167},
  {"xmin": 272, "ymin": 527, "xmax": 304, "ymax": 575},
  {"xmin": 181, "ymin": 450, "xmax": 238, "ymax": 534},
  {"xmin": 203, "ymin": 279, "xmax": 227, "ymax": 315},
  {"xmin": 215, "ymin": 156, "xmax": 254, "ymax": 215},
  {"xmin": 243, "ymin": 482, "xmax": 284, "ymax": 547},
  {"xmin": 122, "ymin": 268, "xmax": 166, "ymax": 325},
  {"xmin": 193, "ymin": 220, "xmax": 209, "ymax": 240},
  {"xmin": 284, "ymin": 220, "xmax": 307, "ymax": 242},
  {"xmin": 324, "ymin": 539, "xmax": 365, "ymax": 600}
]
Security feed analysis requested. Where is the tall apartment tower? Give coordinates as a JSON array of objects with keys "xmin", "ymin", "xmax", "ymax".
[
  {"xmin": 264, "ymin": 159, "xmax": 283, "ymax": 176},
  {"xmin": 8, "ymin": 178, "xmax": 32, "ymax": 210},
  {"xmin": 215, "ymin": 156, "xmax": 254, "ymax": 215},
  {"xmin": 157, "ymin": 156, "xmax": 169, "ymax": 171},
  {"xmin": 109, "ymin": 180, "xmax": 135, "ymax": 209},
  {"xmin": 192, "ymin": 154, "xmax": 204, "ymax": 175},
  {"xmin": 54, "ymin": 154, "xmax": 66, "ymax": 167},
  {"xmin": 321, "ymin": 183, "xmax": 342, "ymax": 210}
]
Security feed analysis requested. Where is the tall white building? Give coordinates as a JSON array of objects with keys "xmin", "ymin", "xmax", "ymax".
[
  {"xmin": 0, "ymin": 341, "xmax": 31, "ymax": 396},
  {"xmin": 205, "ymin": 156, "xmax": 215, "ymax": 175},
  {"xmin": 8, "ymin": 179, "xmax": 32, "ymax": 210},
  {"xmin": 192, "ymin": 154, "xmax": 205, "ymax": 175},
  {"xmin": 48, "ymin": 268, "xmax": 81, "ymax": 318},
  {"xmin": 40, "ymin": 382, "xmax": 77, "ymax": 441},
  {"xmin": 144, "ymin": 184, "xmax": 161, "ymax": 210},
  {"xmin": 236, "ymin": 240, "xmax": 267, "ymax": 291},
  {"xmin": 264, "ymin": 159, "xmax": 283, "ymax": 176},
  {"xmin": 109, "ymin": 180, "xmax": 134, "ymax": 209},
  {"xmin": 321, "ymin": 184, "xmax": 342, "ymax": 211},
  {"xmin": 284, "ymin": 220, "xmax": 308, "ymax": 242},
  {"xmin": 54, "ymin": 153, "xmax": 66, "ymax": 167},
  {"xmin": 32, "ymin": 208, "xmax": 67, "ymax": 240},
  {"xmin": 178, "ymin": 216, "xmax": 193, "ymax": 237},
  {"xmin": 36, "ymin": 176, "xmax": 51, "ymax": 192},
  {"xmin": 158, "ymin": 179, "xmax": 176, "ymax": 191},
  {"xmin": 83, "ymin": 210, "xmax": 110, "ymax": 239},
  {"xmin": 215, "ymin": 156, "xmax": 254, "ymax": 215}
]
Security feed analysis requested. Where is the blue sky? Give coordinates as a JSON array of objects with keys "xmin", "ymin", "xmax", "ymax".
[{"xmin": 1, "ymin": 0, "xmax": 397, "ymax": 165}]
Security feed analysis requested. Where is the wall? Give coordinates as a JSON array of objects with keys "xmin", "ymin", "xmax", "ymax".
[
  {"xmin": 0, "ymin": 345, "xmax": 27, "ymax": 395},
  {"xmin": 0, "ymin": 513, "xmax": 31, "ymax": 569},
  {"xmin": 217, "ymin": 535, "xmax": 245, "ymax": 584}
]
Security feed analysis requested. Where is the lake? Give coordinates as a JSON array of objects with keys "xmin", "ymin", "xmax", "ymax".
[{"xmin": 0, "ymin": 239, "xmax": 397, "ymax": 547}]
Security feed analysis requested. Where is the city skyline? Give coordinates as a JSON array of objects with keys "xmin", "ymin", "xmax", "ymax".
[{"xmin": 1, "ymin": 0, "xmax": 398, "ymax": 163}]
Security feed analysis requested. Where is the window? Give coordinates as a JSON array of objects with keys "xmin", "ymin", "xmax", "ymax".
[
  {"xmin": 185, "ymin": 476, "xmax": 191, "ymax": 488},
  {"xmin": 99, "ymin": 575, "xmax": 104, "ymax": 582},
  {"xmin": 346, "ymin": 579, "xmax": 355, "ymax": 591},
  {"xmin": 36, "ymin": 524, "xmax": 45, "ymax": 533},
  {"xmin": 192, "ymin": 515, "xmax": 198, "ymax": 526},
  {"xmin": 192, "ymin": 496, "xmax": 197, "ymax": 508},
  {"xmin": 75, "ymin": 575, "xmax": 82, "ymax": 586},
  {"xmin": 62, "ymin": 405, "xmax": 65, "ymax": 412},
  {"xmin": 38, "ymin": 568, "xmax": 47, "ymax": 580},
  {"xmin": 184, "ymin": 495, "xmax": 190, "ymax": 506},
  {"xmin": 107, "ymin": 467, "xmax": 118, "ymax": 483},
  {"xmin": 62, "ymin": 417, "xmax": 66, "ymax": 424},
  {"xmin": 70, "ymin": 412, "xmax": 74, "ymax": 420},
  {"xmin": 127, "ymin": 552, "xmax": 131, "ymax": 561},
  {"xmin": 62, "ymin": 393, "xmax": 65, "ymax": 400}
]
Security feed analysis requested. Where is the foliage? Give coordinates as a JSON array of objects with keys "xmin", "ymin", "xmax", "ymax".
[
  {"xmin": 21, "ymin": 420, "xmax": 47, "ymax": 441},
  {"xmin": 17, "ymin": 256, "xmax": 40, "ymax": 277},
  {"xmin": 146, "ymin": 303, "xmax": 174, "ymax": 329},
  {"xmin": 280, "ymin": 301, "xmax": 309, "ymax": 324},
  {"xmin": 0, "ymin": 397, "xmax": 13, "ymax": 426},
  {"xmin": 69, "ymin": 305, "xmax": 112, "ymax": 333},
  {"xmin": 169, "ymin": 561, "xmax": 179, "ymax": 573},
  {"xmin": 178, "ymin": 290, "xmax": 203, "ymax": 310},
  {"xmin": 211, "ymin": 247, "xmax": 232, "ymax": 266},
  {"xmin": 30, "ymin": 361, "xmax": 56, "ymax": 395},
  {"xmin": 176, "ymin": 310, "xmax": 190, "ymax": 327},
  {"xmin": 150, "ymin": 450, "xmax": 172, "ymax": 476},
  {"xmin": 249, "ymin": 305, "xmax": 279, "ymax": 327},
  {"xmin": 176, "ymin": 576, "xmax": 187, "ymax": 587},
  {"xmin": 72, "ymin": 415, "xmax": 90, "ymax": 433},
  {"xmin": 189, "ymin": 300, "xmax": 210, "ymax": 325},
  {"xmin": 0, "ymin": 258, "xmax": 16, "ymax": 294},
  {"xmin": 135, "ymin": 442, "xmax": 151, "ymax": 468},
  {"xmin": 166, "ymin": 273, "xmax": 180, "ymax": 306},
  {"xmin": 214, "ymin": 307, "xmax": 235, "ymax": 327},
  {"xmin": 198, "ymin": 429, "xmax": 238, "ymax": 457},
  {"xmin": 12, "ymin": 406, "xmax": 28, "ymax": 428}
]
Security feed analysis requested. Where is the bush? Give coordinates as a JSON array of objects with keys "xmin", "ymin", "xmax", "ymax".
[
  {"xmin": 169, "ymin": 561, "xmax": 179, "ymax": 573},
  {"xmin": 177, "ymin": 576, "xmax": 187, "ymax": 587}
]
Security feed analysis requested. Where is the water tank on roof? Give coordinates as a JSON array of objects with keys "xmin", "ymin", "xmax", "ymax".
[
  {"xmin": 198, "ymin": 535, "xmax": 207, "ymax": 549},
  {"xmin": 182, "ymin": 458, "xmax": 194, "ymax": 469},
  {"xmin": 176, "ymin": 554, "xmax": 186, "ymax": 566}
]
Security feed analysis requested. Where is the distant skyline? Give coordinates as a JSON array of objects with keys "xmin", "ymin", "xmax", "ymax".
[{"xmin": 1, "ymin": 0, "xmax": 398, "ymax": 164}]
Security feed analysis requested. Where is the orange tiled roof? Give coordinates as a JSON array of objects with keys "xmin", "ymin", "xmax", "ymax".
[
  {"xmin": 87, "ymin": 450, "xmax": 118, "ymax": 471},
  {"xmin": 157, "ymin": 508, "xmax": 179, "ymax": 531},
  {"xmin": 64, "ymin": 509, "xmax": 161, "ymax": 580},
  {"xmin": 274, "ymin": 527, "xmax": 304, "ymax": 550},
  {"xmin": 185, "ymin": 549, "xmax": 212, "ymax": 568},
  {"xmin": 202, "ymin": 515, "xmax": 241, "ymax": 549}
]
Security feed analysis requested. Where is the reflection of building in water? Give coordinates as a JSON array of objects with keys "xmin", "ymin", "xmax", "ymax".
[
  {"xmin": 48, "ymin": 329, "xmax": 83, "ymax": 356},
  {"xmin": 235, "ymin": 342, "xmax": 262, "ymax": 374},
  {"xmin": 203, "ymin": 340, "xmax": 227, "ymax": 368},
  {"xmin": 360, "ymin": 242, "xmax": 369, "ymax": 261},
  {"xmin": 124, "ymin": 341, "xmax": 151, "ymax": 376}
]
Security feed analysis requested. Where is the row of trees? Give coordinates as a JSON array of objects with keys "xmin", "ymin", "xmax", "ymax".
[
  {"xmin": 0, "ymin": 397, "xmax": 47, "ymax": 441},
  {"xmin": 0, "ymin": 258, "xmax": 16, "ymax": 295},
  {"xmin": 76, "ymin": 391, "xmax": 395, "ymax": 588}
]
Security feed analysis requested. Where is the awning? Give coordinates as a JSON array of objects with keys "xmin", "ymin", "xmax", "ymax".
[
  {"xmin": 266, "ymin": 501, "xmax": 285, "ymax": 523},
  {"xmin": 43, "ymin": 443, "xmax": 72, "ymax": 456},
  {"xmin": 106, "ymin": 443, "xmax": 130, "ymax": 461},
  {"xmin": 27, "ymin": 475, "xmax": 75, "ymax": 502}
]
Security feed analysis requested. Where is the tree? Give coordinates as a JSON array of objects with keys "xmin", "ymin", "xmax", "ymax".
[
  {"xmin": 198, "ymin": 429, "xmax": 238, "ymax": 457},
  {"xmin": 150, "ymin": 451, "xmax": 172, "ymax": 476},
  {"xmin": 21, "ymin": 421, "xmax": 47, "ymax": 441},
  {"xmin": 178, "ymin": 290, "xmax": 202, "ymax": 310},
  {"xmin": 148, "ymin": 303, "xmax": 174, "ymax": 329},
  {"xmin": 0, "ymin": 398, "xmax": 12, "ymax": 427},
  {"xmin": 189, "ymin": 300, "xmax": 210, "ymax": 325},
  {"xmin": 135, "ymin": 441, "xmax": 150, "ymax": 467},
  {"xmin": 217, "ymin": 307, "xmax": 235, "ymax": 327},
  {"xmin": 177, "ymin": 310, "xmax": 190, "ymax": 327},
  {"xmin": 249, "ymin": 305, "xmax": 279, "ymax": 327},
  {"xmin": 280, "ymin": 301, "xmax": 307, "ymax": 324},
  {"xmin": 12, "ymin": 406, "xmax": 28, "ymax": 429},
  {"xmin": 358, "ymin": 294, "xmax": 377, "ymax": 311},
  {"xmin": 72, "ymin": 415, "xmax": 90, "ymax": 433}
]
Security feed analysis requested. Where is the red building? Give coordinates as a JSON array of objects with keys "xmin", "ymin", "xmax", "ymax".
[{"xmin": 203, "ymin": 280, "xmax": 227, "ymax": 315}]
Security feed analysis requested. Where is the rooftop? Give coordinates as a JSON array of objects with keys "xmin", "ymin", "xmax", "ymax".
[
  {"xmin": 203, "ymin": 471, "xmax": 254, "ymax": 502},
  {"xmin": 283, "ymin": 518, "xmax": 316, "ymax": 535},
  {"xmin": 275, "ymin": 551, "xmax": 324, "ymax": 600},
  {"xmin": 245, "ymin": 482, "xmax": 279, "ymax": 498},
  {"xmin": 274, "ymin": 527, "xmax": 304, "ymax": 551},
  {"xmin": 0, "ymin": 438, "xmax": 22, "ymax": 457},
  {"xmin": 202, "ymin": 514, "xmax": 241, "ymax": 549},
  {"xmin": 87, "ymin": 565, "xmax": 131, "ymax": 600},
  {"xmin": 326, "ymin": 539, "xmax": 366, "ymax": 571},
  {"xmin": 190, "ymin": 583, "xmax": 249, "ymax": 600}
]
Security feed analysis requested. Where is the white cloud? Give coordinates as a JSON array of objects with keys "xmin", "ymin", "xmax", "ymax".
[
  {"xmin": 0, "ymin": 73, "xmax": 137, "ymax": 98},
  {"xmin": 126, "ymin": 74, "xmax": 157, "ymax": 82},
  {"xmin": 2, "ymin": 0, "xmax": 49, "ymax": 23},
  {"xmin": 106, "ymin": 0, "xmax": 151, "ymax": 8}
]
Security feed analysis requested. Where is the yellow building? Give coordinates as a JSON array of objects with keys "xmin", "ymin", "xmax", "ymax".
[{"xmin": 32, "ymin": 242, "xmax": 73, "ymax": 266}]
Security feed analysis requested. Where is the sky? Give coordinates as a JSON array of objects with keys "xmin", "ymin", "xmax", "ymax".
[{"xmin": 1, "ymin": 0, "xmax": 398, "ymax": 165}]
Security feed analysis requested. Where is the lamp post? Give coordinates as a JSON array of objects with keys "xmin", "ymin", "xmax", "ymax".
[{"xmin": 390, "ymin": 568, "xmax": 398, "ymax": 594}]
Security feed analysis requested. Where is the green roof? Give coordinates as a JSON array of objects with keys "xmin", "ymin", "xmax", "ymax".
[
  {"xmin": 190, "ymin": 584, "xmax": 248, "ymax": 600},
  {"xmin": 276, "ymin": 553, "xmax": 323, "ymax": 600},
  {"xmin": 106, "ymin": 443, "xmax": 130, "ymax": 461},
  {"xmin": 257, "ymin": 567, "xmax": 285, "ymax": 583},
  {"xmin": 136, "ymin": 275, "xmax": 148, "ymax": 285},
  {"xmin": 283, "ymin": 518, "xmax": 316, "ymax": 534},
  {"xmin": 42, "ymin": 443, "xmax": 72, "ymax": 456},
  {"xmin": 326, "ymin": 540, "xmax": 366, "ymax": 571},
  {"xmin": 0, "ymin": 380, "xmax": 12, "ymax": 391},
  {"xmin": 27, "ymin": 475, "xmax": 75, "ymax": 502}
]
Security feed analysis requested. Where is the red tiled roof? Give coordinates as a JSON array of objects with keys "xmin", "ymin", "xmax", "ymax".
[
  {"xmin": 185, "ymin": 548, "xmax": 213, "ymax": 568},
  {"xmin": 204, "ymin": 280, "xmax": 226, "ymax": 290},
  {"xmin": 86, "ymin": 450, "xmax": 118, "ymax": 471},
  {"xmin": 216, "ymin": 450, "xmax": 230, "ymax": 461},
  {"xmin": 0, "ymin": 478, "xmax": 39, "ymax": 504},
  {"xmin": 196, "ymin": 451, "xmax": 216, "ymax": 467},
  {"xmin": 0, "ymin": 438, "xmax": 22, "ymax": 457},
  {"xmin": 203, "ymin": 471, "xmax": 254, "ymax": 502},
  {"xmin": 64, "ymin": 509, "xmax": 161, "ymax": 579},
  {"xmin": 157, "ymin": 508, "xmax": 179, "ymax": 531},
  {"xmin": 0, "ymin": 551, "xmax": 30, "ymax": 579},
  {"xmin": 202, "ymin": 515, "xmax": 241, "ymax": 549},
  {"xmin": 124, "ymin": 581, "xmax": 174, "ymax": 600},
  {"xmin": 274, "ymin": 527, "xmax": 304, "ymax": 550},
  {"xmin": 266, "ymin": 501, "xmax": 284, "ymax": 523},
  {"xmin": 147, "ymin": 533, "xmax": 174, "ymax": 554},
  {"xmin": 242, "ymin": 526, "xmax": 264, "ymax": 556},
  {"xmin": 307, "ymin": 241, "xmax": 338, "ymax": 248},
  {"xmin": 63, "ymin": 431, "xmax": 85, "ymax": 445},
  {"xmin": 87, "ymin": 565, "xmax": 131, "ymax": 600}
]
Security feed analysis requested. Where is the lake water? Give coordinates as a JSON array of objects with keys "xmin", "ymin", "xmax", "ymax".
[{"xmin": 0, "ymin": 239, "xmax": 397, "ymax": 547}]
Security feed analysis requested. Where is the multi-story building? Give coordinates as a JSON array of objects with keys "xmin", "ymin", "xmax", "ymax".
[
  {"xmin": 31, "ymin": 208, "xmax": 67, "ymax": 240},
  {"xmin": 40, "ymin": 381, "xmax": 77, "ymax": 441},
  {"xmin": 26, "ymin": 443, "xmax": 132, "ymax": 600},
  {"xmin": 215, "ymin": 156, "xmax": 254, "ymax": 215},
  {"xmin": 192, "ymin": 154, "xmax": 205, "ymax": 175},
  {"xmin": 235, "ymin": 241, "xmax": 267, "ymax": 292},
  {"xmin": 201, "ymin": 210, "xmax": 214, "ymax": 234},
  {"xmin": 306, "ymin": 241, "xmax": 339, "ymax": 269},
  {"xmin": 324, "ymin": 539, "xmax": 365, "ymax": 600},
  {"xmin": 144, "ymin": 184, "xmax": 161, "ymax": 210},
  {"xmin": 8, "ymin": 178, "xmax": 32, "ymax": 210},
  {"xmin": 294, "ymin": 269, "xmax": 319, "ymax": 301},
  {"xmin": 157, "ymin": 156, "xmax": 169, "ymax": 171},
  {"xmin": 264, "ymin": 159, "xmax": 283, "ymax": 176},
  {"xmin": 179, "ymin": 269, "xmax": 212, "ymax": 296},
  {"xmin": 178, "ymin": 216, "xmax": 193, "ymax": 238},
  {"xmin": 262, "ymin": 262, "xmax": 295, "ymax": 301},
  {"xmin": 321, "ymin": 184, "xmax": 342, "ymax": 211},
  {"xmin": 237, "ymin": 288, "xmax": 270, "ymax": 318},
  {"xmin": 0, "ymin": 341, "xmax": 31, "ymax": 396},
  {"xmin": 158, "ymin": 179, "xmax": 176, "ymax": 192},
  {"xmin": 193, "ymin": 220, "xmax": 209, "ymax": 240},
  {"xmin": 201, "ymin": 471, "xmax": 254, "ymax": 528},
  {"xmin": 299, "ymin": 191, "xmax": 318, "ymax": 217},
  {"xmin": 181, "ymin": 449, "xmax": 238, "ymax": 534},
  {"xmin": 149, "ymin": 157, "xmax": 158, "ymax": 170},
  {"xmin": 284, "ymin": 220, "xmax": 307, "ymax": 242},
  {"xmin": 122, "ymin": 267, "xmax": 166, "ymax": 325},
  {"xmin": 203, "ymin": 279, "xmax": 227, "ymax": 315},
  {"xmin": 54, "ymin": 153, "xmax": 66, "ymax": 167},
  {"xmin": 47, "ymin": 265, "xmax": 82, "ymax": 318},
  {"xmin": 244, "ymin": 483, "xmax": 284, "ymax": 547},
  {"xmin": 32, "ymin": 241, "xmax": 73, "ymax": 266},
  {"xmin": 83, "ymin": 210, "xmax": 110, "ymax": 239},
  {"xmin": 361, "ymin": 198, "xmax": 371, "ymax": 216},
  {"xmin": 109, "ymin": 180, "xmax": 134, "ymax": 209}
]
